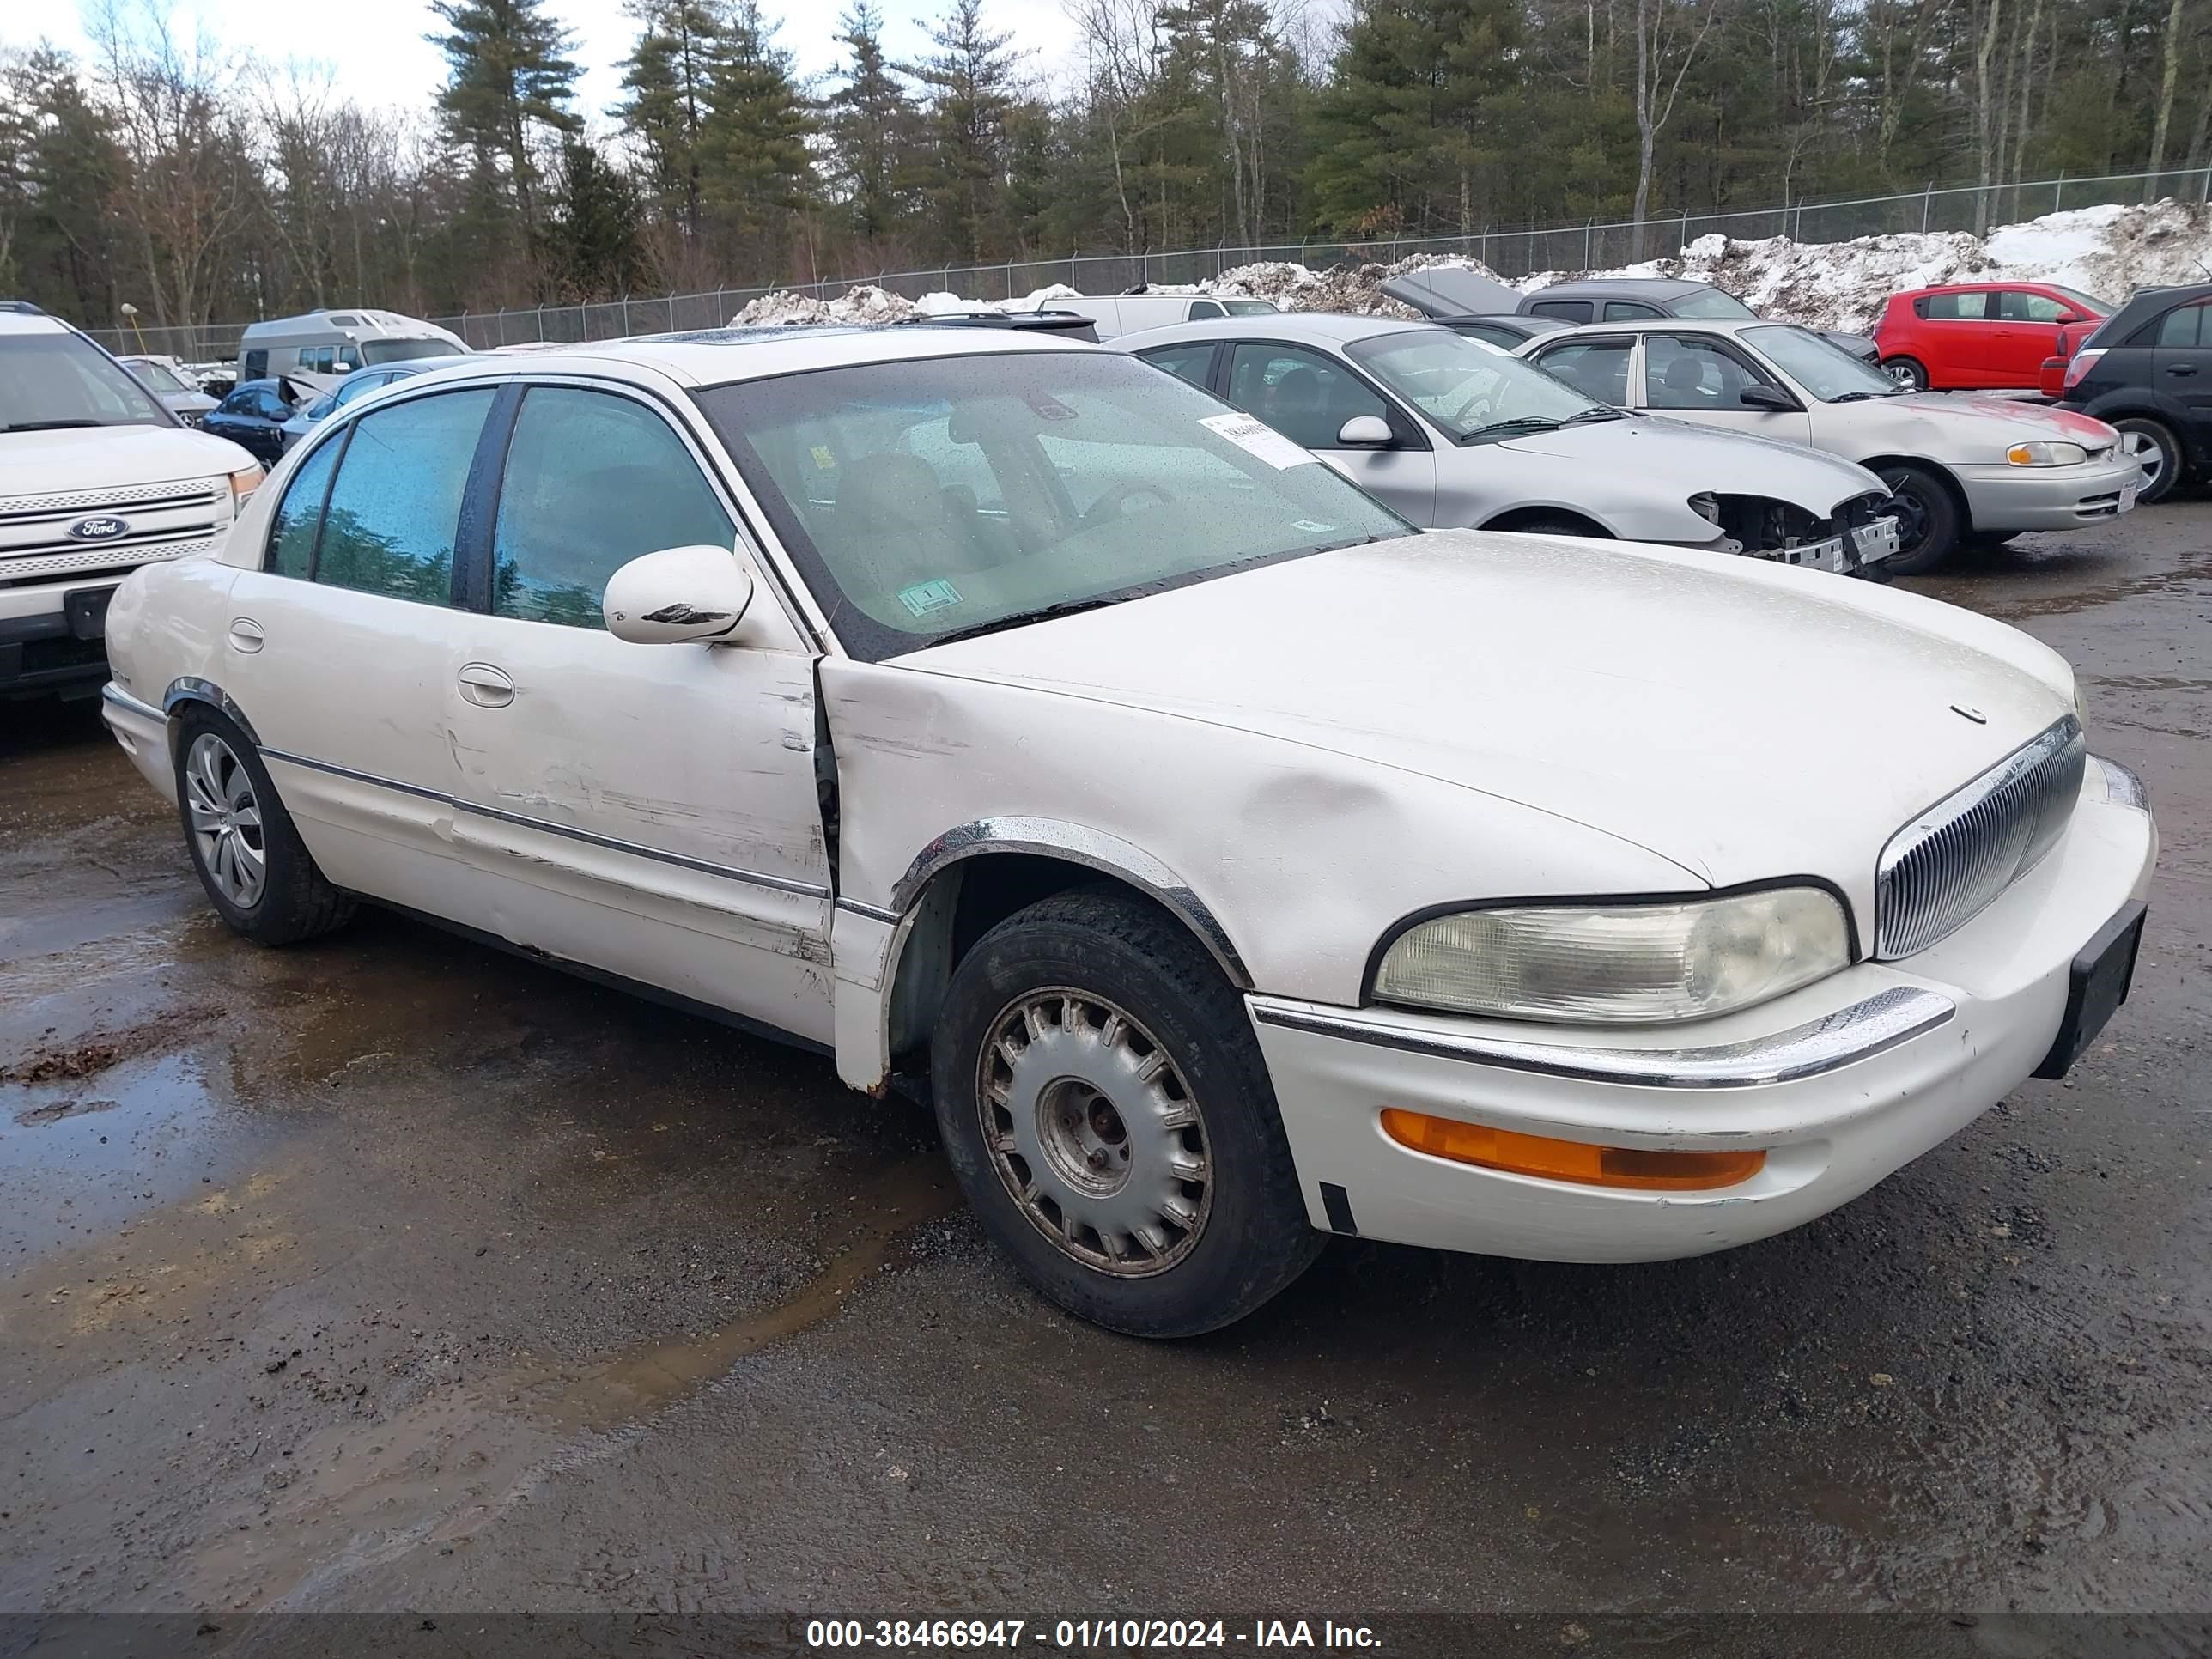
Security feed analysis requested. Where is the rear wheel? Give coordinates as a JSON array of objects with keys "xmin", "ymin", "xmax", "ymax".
[
  {"xmin": 930, "ymin": 888, "xmax": 1322, "ymax": 1337},
  {"xmin": 2112, "ymin": 417, "xmax": 2181, "ymax": 505},
  {"xmin": 173, "ymin": 708, "xmax": 355, "ymax": 945},
  {"xmin": 1874, "ymin": 463, "xmax": 1961, "ymax": 574},
  {"xmin": 1881, "ymin": 356, "xmax": 1929, "ymax": 392}
]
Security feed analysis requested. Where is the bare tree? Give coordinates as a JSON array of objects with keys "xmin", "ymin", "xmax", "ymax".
[
  {"xmin": 1631, "ymin": 0, "xmax": 1725, "ymax": 255},
  {"xmin": 2142, "ymin": 0, "xmax": 2186, "ymax": 195}
]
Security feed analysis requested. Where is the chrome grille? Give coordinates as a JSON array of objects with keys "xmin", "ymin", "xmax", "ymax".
[
  {"xmin": 1875, "ymin": 717, "xmax": 2085, "ymax": 958},
  {"xmin": 0, "ymin": 478, "xmax": 222, "ymax": 518}
]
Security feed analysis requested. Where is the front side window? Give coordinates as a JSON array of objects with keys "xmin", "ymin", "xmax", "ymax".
[
  {"xmin": 1741, "ymin": 324, "xmax": 1901, "ymax": 402},
  {"xmin": 1187, "ymin": 300, "xmax": 1224, "ymax": 319},
  {"xmin": 0, "ymin": 332, "xmax": 173, "ymax": 431},
  {"xmin": 1999, "ymin": 291, "xmax": 2069, "ymax": 324},
  {"xmin": 490, "ymin": 387, "xmax": 736, "ymax": 629},
  {"xmin": 1529, "ymin": 300, "xmax": 1593, "ymax": 323},
  {"xmin": 1603, "ymin": 301, "xmax": 1661, "ymax": 321},
  {"xmin": 1136, "ymin": 343, "xmax": 1217, "ymax": 390},
  {"xmin": 1644, "ymin": 335, "xmax": 1770, "ymax": 409},
  {"xmin": 1224, "ymin": 343, "xmax": 1389, "ymax": 450},
  {"xmin": 1530, "ymin": 337, "xmax": 1632, "ymax": 405},
  {"xmin": 699, "ymin": 351, "xmax": 1411, "ymax": 662},
  {"xmin": 1223, "ymin": 300, "xmax": 1279, "ymax": 316},
  {"xmin": 1347, "ymin": 327, "xmax": 1608, "ymax": 441},
  {"xmin": 313, "ymin": 389, "xmax": 495, "ymax": 605},
  {"xmin": 1668, "ymin": 288, "xmax": 1758, "ymax": 320}
]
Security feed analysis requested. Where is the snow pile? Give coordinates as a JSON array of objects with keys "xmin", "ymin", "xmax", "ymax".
[{"xmin": 718, "ymin": 198, "xmax": 2210, "ymax": 336}]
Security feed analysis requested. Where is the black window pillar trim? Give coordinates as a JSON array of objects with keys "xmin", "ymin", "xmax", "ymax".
[{"xmin": 452, "ymin": 380, "xmax": 526, "ymax": 613}]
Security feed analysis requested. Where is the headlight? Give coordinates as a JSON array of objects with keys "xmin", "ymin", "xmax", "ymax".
[
  {"xmin": 2007, "ymin": 441, "xmax": 2087, "ymax": 466},
  {"xmin": 1372, "ymin": 886, "xmax": 1851, "ymax": 1024},
  {"xmin": 228, "ymin": 463, "xmax": 263, "ymax": 504}
]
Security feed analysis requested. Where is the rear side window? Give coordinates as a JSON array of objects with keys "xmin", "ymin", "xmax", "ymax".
[
  {"xmin": 1533, "ymin": 337, "xmax": 1632, "ymax": 404},
  {"xmin": 314, "ymin": 389, "xmax": 495, "ymax": 605},
  {"xmin": 489, "ymin": 387, "xmax": 735, "ymax": 629},
  {"xmin": 2156, "ymin": 303, "xmax": 2208, "ymax": 349},
  {"xmin": 265, "ymin": 441, "xmax": 341, "ymax": 579},
  {"xmin": 1529, "ymin": 300, "xmax": 1594, "ymax": 323},
  {"xmin": 1923, "ymin": 292, "xmax": 1990, "ymax": 320},
  {"xmin": 1136, "ymin": 343, "xmax": 1217, "ymax": 390}
]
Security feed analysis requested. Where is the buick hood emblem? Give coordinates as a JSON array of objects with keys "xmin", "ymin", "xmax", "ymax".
[
  {"xmin": 67, "ymin": 515, "xmax": 129, "ymax": 542},
  {"xmin": 1951, "ymin": 703, "xmax": 1988, "ymax": 724}
]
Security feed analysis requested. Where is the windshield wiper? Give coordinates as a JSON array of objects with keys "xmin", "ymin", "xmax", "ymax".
[
  {"xmin": 1827, "ymin": 389, "xmax": 1902, "ymax": 403},
  {"xmin": 1559, "ymin": 406, "xmax": 1629, "ymax": 423},
  {"xmin": 1465, "ymin": 416, "xmax": 1566, "ymax": 440},
  {"xmin": 0, "ymin": 419, "xmax": 106, "ymax": 432},
  {"xmin": 927, "ymin": 595, "xmax": 1126, "ymax": 646}
]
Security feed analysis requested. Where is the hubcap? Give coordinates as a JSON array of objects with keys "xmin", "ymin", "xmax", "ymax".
[
  {"xmin": 977, "ymin": 988, "xmax": 1212, "ymax": 1276},
  {"xmin": 183, "ymin": 732, "xmax": 266, "ymax": 908},
  {"xmin": 1886, "ymin": 362, "xmax": 1919, "ymax": 387},
  {"xmin": 2126, "ymin": 431, "xmax": 2165, "ymax": 489}
]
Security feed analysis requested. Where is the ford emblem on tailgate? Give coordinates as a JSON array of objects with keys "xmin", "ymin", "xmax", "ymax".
[{"xmin": 68, "ymin": 515, "xmax": 129, "ymax": 542}]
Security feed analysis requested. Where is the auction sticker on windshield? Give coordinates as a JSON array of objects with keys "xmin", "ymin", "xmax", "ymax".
[
  {"xmin": 898, "ymin": 579, "xmax": 963, "ymax": 617},
  {"xmin": 1200, "ymin": 412, "xmax": 1316, "ymax": 470}
]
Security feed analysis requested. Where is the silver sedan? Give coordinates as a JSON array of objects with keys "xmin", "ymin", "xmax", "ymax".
[
  {"xmin": 1115, "ymin": 314, "xmax": 1901, "ymax": 574},
  {"xmin": 1517, "ymin": 318, "xmax": 2144, "ymax": 573}
]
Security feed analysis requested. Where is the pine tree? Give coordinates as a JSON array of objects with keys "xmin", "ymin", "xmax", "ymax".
[
  {"xmin": 544, "ymin": 136, "xmax": 655, "ymax": 297},
  {"xmin": 905, "ymin": 0, "xmax": 1023, "ymax": 263},
  {"xmin": 697, "ymin": 0, "xmax": 817, "ymax": 273},
  {"xmin": 614, "ymin": 0, "xmax": 730, "ymax": 235},
  {"xmin": 824, "ymin": 3, "xmax": 920, "ymax": 243},
  {"xmin": 428, "ymin": 0, "xmax": 581, "ymax": 234}
]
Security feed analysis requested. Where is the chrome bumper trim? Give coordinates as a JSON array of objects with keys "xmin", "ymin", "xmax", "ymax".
[
  {"xmin": 1249, "ymin": 986, "xmax": 1957, "ymax": 1091},
  {"xmin": 100, "ymin": 682, "xmax": 164, "ymax": 723},
  {"xmin": 2092, "ymin": 754, "xmax": 2149, "ymax": 812}
]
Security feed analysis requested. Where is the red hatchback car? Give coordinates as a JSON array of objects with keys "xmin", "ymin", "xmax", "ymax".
[{"xmin": 1874, "ymin": 282, "xmax": 2111, "ymax": 392}]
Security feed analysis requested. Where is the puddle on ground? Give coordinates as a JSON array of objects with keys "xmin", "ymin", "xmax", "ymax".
[{"xmin": 0, "ymin": 1048, "xmax": 271, "ymax": 1260}]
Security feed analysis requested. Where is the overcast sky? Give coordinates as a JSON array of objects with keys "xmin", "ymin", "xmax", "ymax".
[{"xmin": 5, "ymin": 0, "xmax": 1091, "ymax": 128}]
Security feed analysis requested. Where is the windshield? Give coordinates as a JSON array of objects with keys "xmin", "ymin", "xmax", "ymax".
[
  {"xmin": 1223, "ymin": 300, "xmax": 1278, "ymax": 316},
  {"xmin": 1671, "ymin": 288, "xmax": 1759, "ymax": 319},
  {"xmin": 125, "ymin": 360, "xmax": 192, "ymax": 394},
  {"xmin": 362, "ymin": 338, "xmax": 464, "ymax": 365},
  {"xmin": 698, "ymin": 351, "xmax": 1413, "ymax": 662},
  {"xmin": 2048, "ymin": 284, "xmax": 2111, "ymax": 316},
  {"xmin": 1345, "ymin": 327, "xmax": 1605, "ymax": 441},
  {"xmin": 0, "ymin": 333, "xmax": 173, "ymax": 431},
  {"xmin": 1742, "ymin": 324, "xmax": 1900, "ymax": 400}
]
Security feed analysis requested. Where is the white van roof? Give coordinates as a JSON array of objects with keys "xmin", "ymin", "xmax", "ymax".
[{"xmin": 240, "ymin": 309, "xmax": 459, "ymax": 343}]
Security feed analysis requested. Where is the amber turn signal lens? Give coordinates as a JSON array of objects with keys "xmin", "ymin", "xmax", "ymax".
[{"xmin": 1380, "ymin": 1109, "xmax": 1765, "ymax": 1191}]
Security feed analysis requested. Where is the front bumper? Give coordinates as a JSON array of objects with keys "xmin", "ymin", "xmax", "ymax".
[
  {"xmin": 1953, "ymin": 452, "xmax": 2142, "ymax": 532},
  {"xmin": 1249, "ymin": 763, "xmax": 2156, "ymax": 1263}
]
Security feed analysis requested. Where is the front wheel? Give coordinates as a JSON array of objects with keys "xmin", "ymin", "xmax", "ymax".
[
  {"xmin": 930, "ymin": 889, "xmax": 1323, "ymax": 1337},
  {"xmin": 1874, "ymin": 463, "xmax": 1961, "ymax": 574}
]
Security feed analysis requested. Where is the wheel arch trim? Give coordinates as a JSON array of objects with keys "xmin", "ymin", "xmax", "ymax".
[
  {"xmin": 889, "ymin": 817, "xmax": 1253, "ymax": 989},
  {"xmin": 161, "ymin": 677, "xmax": 263, "ymax": 748}
]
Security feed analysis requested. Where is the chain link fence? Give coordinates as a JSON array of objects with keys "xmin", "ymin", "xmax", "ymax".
[{"xmin": 84, "ymin": 165, "xmax": 2212, "ymax": 365}]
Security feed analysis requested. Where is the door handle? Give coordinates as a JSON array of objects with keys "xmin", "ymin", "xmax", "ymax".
[
  {"xmin": 227, "ymin": 617, "xmax": 264, "ymax": 653},
  {"xmin": 457, "ymin": 663, "xmax": 515, "ymax": 708},
  {"xmin": 2166, "ymin": 364, "xmax": 2198, "ymax": 377}
]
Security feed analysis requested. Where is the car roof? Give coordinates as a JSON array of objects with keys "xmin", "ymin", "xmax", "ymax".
[
  {"xmin": 1112, "ymin": 313, "xmax": 1443, "ymax": 349},
  {"xmin": 1528, "ymin": 278, "xmax": 1715, "ymax": 301},
  {"xmin": 0, "ymin": 310, "xmax": 72, "ymax": 338},
  {"xmin": 1522, "ymin": 317, "xmax": 1774, "ymax": 341},
  {"xmin": 345, "ymin": 323, "xmax": 1101, "ymax": 390}
]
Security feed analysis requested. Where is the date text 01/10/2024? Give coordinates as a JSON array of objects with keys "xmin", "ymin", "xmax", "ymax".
[{"xmin": 804, "ymin": 1619, "xmax": 1382, "ymax": 1650}]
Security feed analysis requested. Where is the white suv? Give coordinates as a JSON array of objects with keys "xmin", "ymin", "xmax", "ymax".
[{"xmin": 1, "ymin": 303, "xmax": 261, "ymax": 700}]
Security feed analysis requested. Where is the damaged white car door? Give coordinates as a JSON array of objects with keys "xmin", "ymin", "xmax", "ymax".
[{"xmin": 437, "ymin": 380, "xmax": 837, "ymax": 1043}]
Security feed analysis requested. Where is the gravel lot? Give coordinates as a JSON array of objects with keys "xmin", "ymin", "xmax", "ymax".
[{"xmin": 3, "ymin": 501, "xmax": 2207, "ymax": 1653}]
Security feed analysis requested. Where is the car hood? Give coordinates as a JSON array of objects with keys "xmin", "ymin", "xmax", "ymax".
[
  {"xmin": 0, "ymin": 423, "xmax": 253, "ymax": 494},
  {"xmin": 1492, "ymin": 415, "xmax": 1881, "ymax": 510},
  {"xmin": 1826, "ymin": 392, "xmax": 2120, "ymax": 461},
  {"xmin": 899, "ymin": 530, "xmax": 2075, "ymax": 914}
]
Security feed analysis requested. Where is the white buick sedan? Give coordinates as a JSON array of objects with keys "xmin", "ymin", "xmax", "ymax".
[{"xmin": 100, "ymin": 327, "xmax": 2157, "ymax": 1337}]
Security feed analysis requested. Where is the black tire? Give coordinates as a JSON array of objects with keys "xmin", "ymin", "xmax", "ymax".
[
  {"xmin": 173, "ymin": 706, "xmax": 355, "ymax": 945},
  {"xmin": 1881, "ymin": 356, "xmax": 1929, "ymax": 392},
  {"xmin": 1874, "ymin": 463, "xmax": 1961, "ymax": 574},
  {"xmin": 930, "ymin": 887, "xmax": 1324, "ymax": 1338},
  {"xmin": 2112, "ymin": 416, "xmax": 2182, "ymax": 506}
]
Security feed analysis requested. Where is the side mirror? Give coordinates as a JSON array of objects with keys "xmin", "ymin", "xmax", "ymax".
[
  {"xmin": 2055, "ymin": 309, "xmax": 2084, "ymax": 325},
  {"xmin": 603, "ymin": 545, "xmax": 754, "ymax": 644},
  {"xmin": 1737, "ymin": 384, "xmax": 1797, "ymax": 411},
  {"xmin": 1336, "ymin": 415, "xmax": 1394, "ymax": 447}
]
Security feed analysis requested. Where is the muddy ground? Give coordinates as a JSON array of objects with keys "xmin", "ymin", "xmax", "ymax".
[{"xmin": 2, "ymin": 503, "xmax": 2208, "ymax": 1651}]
